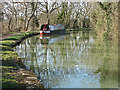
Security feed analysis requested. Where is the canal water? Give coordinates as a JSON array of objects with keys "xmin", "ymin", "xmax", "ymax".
[{"xmin": 14, "ymin": 30, "xmax": 118, "ymax": 88}]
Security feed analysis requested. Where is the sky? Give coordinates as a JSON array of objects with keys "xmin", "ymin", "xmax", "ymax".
[{"xmin": 0, "ymin": 0, "xmax": 119, "ymax": 3}]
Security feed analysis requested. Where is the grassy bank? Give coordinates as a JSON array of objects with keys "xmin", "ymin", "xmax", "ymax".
[{"xmin": 0, "ymin": 31, "xmax": 45, "ymax": 89}]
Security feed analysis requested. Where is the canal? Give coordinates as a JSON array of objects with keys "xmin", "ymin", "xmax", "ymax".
[{"xmin": 14, "ymin": 30, "xmax": 118, "ymax": 88}]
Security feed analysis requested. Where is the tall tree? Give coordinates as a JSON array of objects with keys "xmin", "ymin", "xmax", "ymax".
[{"xmin": 25, "ymin": 2, "xmax": 38, "ymax": 31}]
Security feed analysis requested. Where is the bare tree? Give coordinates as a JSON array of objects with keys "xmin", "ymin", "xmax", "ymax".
[
  {"xmin": 56, "ymin": 2, "xmax": 74, "ymax": 28},
  {"xmin": 38, "ymin": 1, "xmax": 61, "ymax": 24}
]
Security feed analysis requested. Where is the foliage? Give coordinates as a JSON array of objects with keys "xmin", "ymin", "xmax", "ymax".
[{"xmin": 90, "ymin": 2, "xmax": 118, "ymax": 41}]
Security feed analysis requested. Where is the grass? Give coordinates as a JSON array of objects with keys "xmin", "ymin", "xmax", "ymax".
[
  {"xmin": 2, "ymin": 79, "xmax": 25, "ymax": 88},
  {"xmin": 2, "ymin": 66, "xmax": 26, "ymax": 88},
  {"xmin": 3, "ymin": 32, "xmax": 36, "ymax": 41},
  {"xmin": 0, "ymin": 45, "xmax": 13, "ymax": 51},
  {"xmin": 1, "ymin": 51, "xmax": 19, "ymax": 60},
  {"xmin": 1, "ymin": 31, "xmax": 45, "ymax": 89},
  {"xmin": 0, "ymin": 40, "xmax": 16, "ymax": 46},
  {"xmin": 4, "ymin": 36, "xmax": 22, "ymax": 40}
]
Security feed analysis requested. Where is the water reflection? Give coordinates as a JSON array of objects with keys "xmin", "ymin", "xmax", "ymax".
[{"xmin": 14, "ymin": 31, "xmax": 118, "ymax": 88}]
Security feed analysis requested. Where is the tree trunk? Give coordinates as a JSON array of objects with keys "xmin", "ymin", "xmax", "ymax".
[
  {"xmin": 8, "ymin": 18, "xmax": 12, "ymax": 32},
  {"xmin": 24, "ymin": 4, "xmax": 27, "ymax": 30},
  {"xmin": 26, "ymin": 3, "xmax": 37, "ymax": 31},
  {"xmin": 83, "ymin": 20, "xmax": 85, "ymax": 28},
  {"xmin": 47, "ymin": 13, "xmax": 50, "ymax": 24}
]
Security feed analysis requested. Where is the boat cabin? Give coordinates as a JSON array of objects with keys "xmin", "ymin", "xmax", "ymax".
[
  {"xmin": 40, "ymin": 24, "xmax": 65, "ymax": 34},
  {"xmin": 40, "ymin": 24, "xmax": 49, "ymax": 31}
]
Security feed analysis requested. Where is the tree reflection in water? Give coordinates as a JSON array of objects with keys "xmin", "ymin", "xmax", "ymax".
[{"xmin": 14, "ymin": 31, "xmax": 118, "ymax": 88}]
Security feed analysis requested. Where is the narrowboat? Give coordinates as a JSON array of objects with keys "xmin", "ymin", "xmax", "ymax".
[{"xmin": 40, "ymin": 24, "xmax": 65, "ymax": 35}]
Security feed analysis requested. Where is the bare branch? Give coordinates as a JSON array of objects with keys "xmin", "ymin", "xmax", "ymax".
[{"xmin": 50, "ymin": 5, "xmax": 61, "ymax": 14}]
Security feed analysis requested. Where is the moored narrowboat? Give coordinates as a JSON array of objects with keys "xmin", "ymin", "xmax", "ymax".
[{"xmin": 40, "ymin": 24, "xmax": 65, "ymax": 35}]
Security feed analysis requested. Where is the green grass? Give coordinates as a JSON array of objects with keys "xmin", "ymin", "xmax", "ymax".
[
  {"xmin": 2, "ymin": 79, "xmax": 25, "ymax": 88},
  {"xmin": 2, "ymin": 66, "xmax": 26, "ymax": 88},
  {"xmin": 1, "ymin": 51, "xmax": 19, "ymax": 60},
  {"xmin": 17, "ymin": 33, "xmax": 26, "ymax": 36},
  {"xmin": 4, "ymin": 36, "xmax": 22, "ymax": 40},
  {"xmin": 1, "ymin": 31, "xmax": 45, "ymax": 89},
  {"xmin": 0, "ymin": 45, "xmax": 13, "ymax": 51},
  {"xmin": 0, "ymin": 40, "xmax": 16, "ymax": 46}
]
